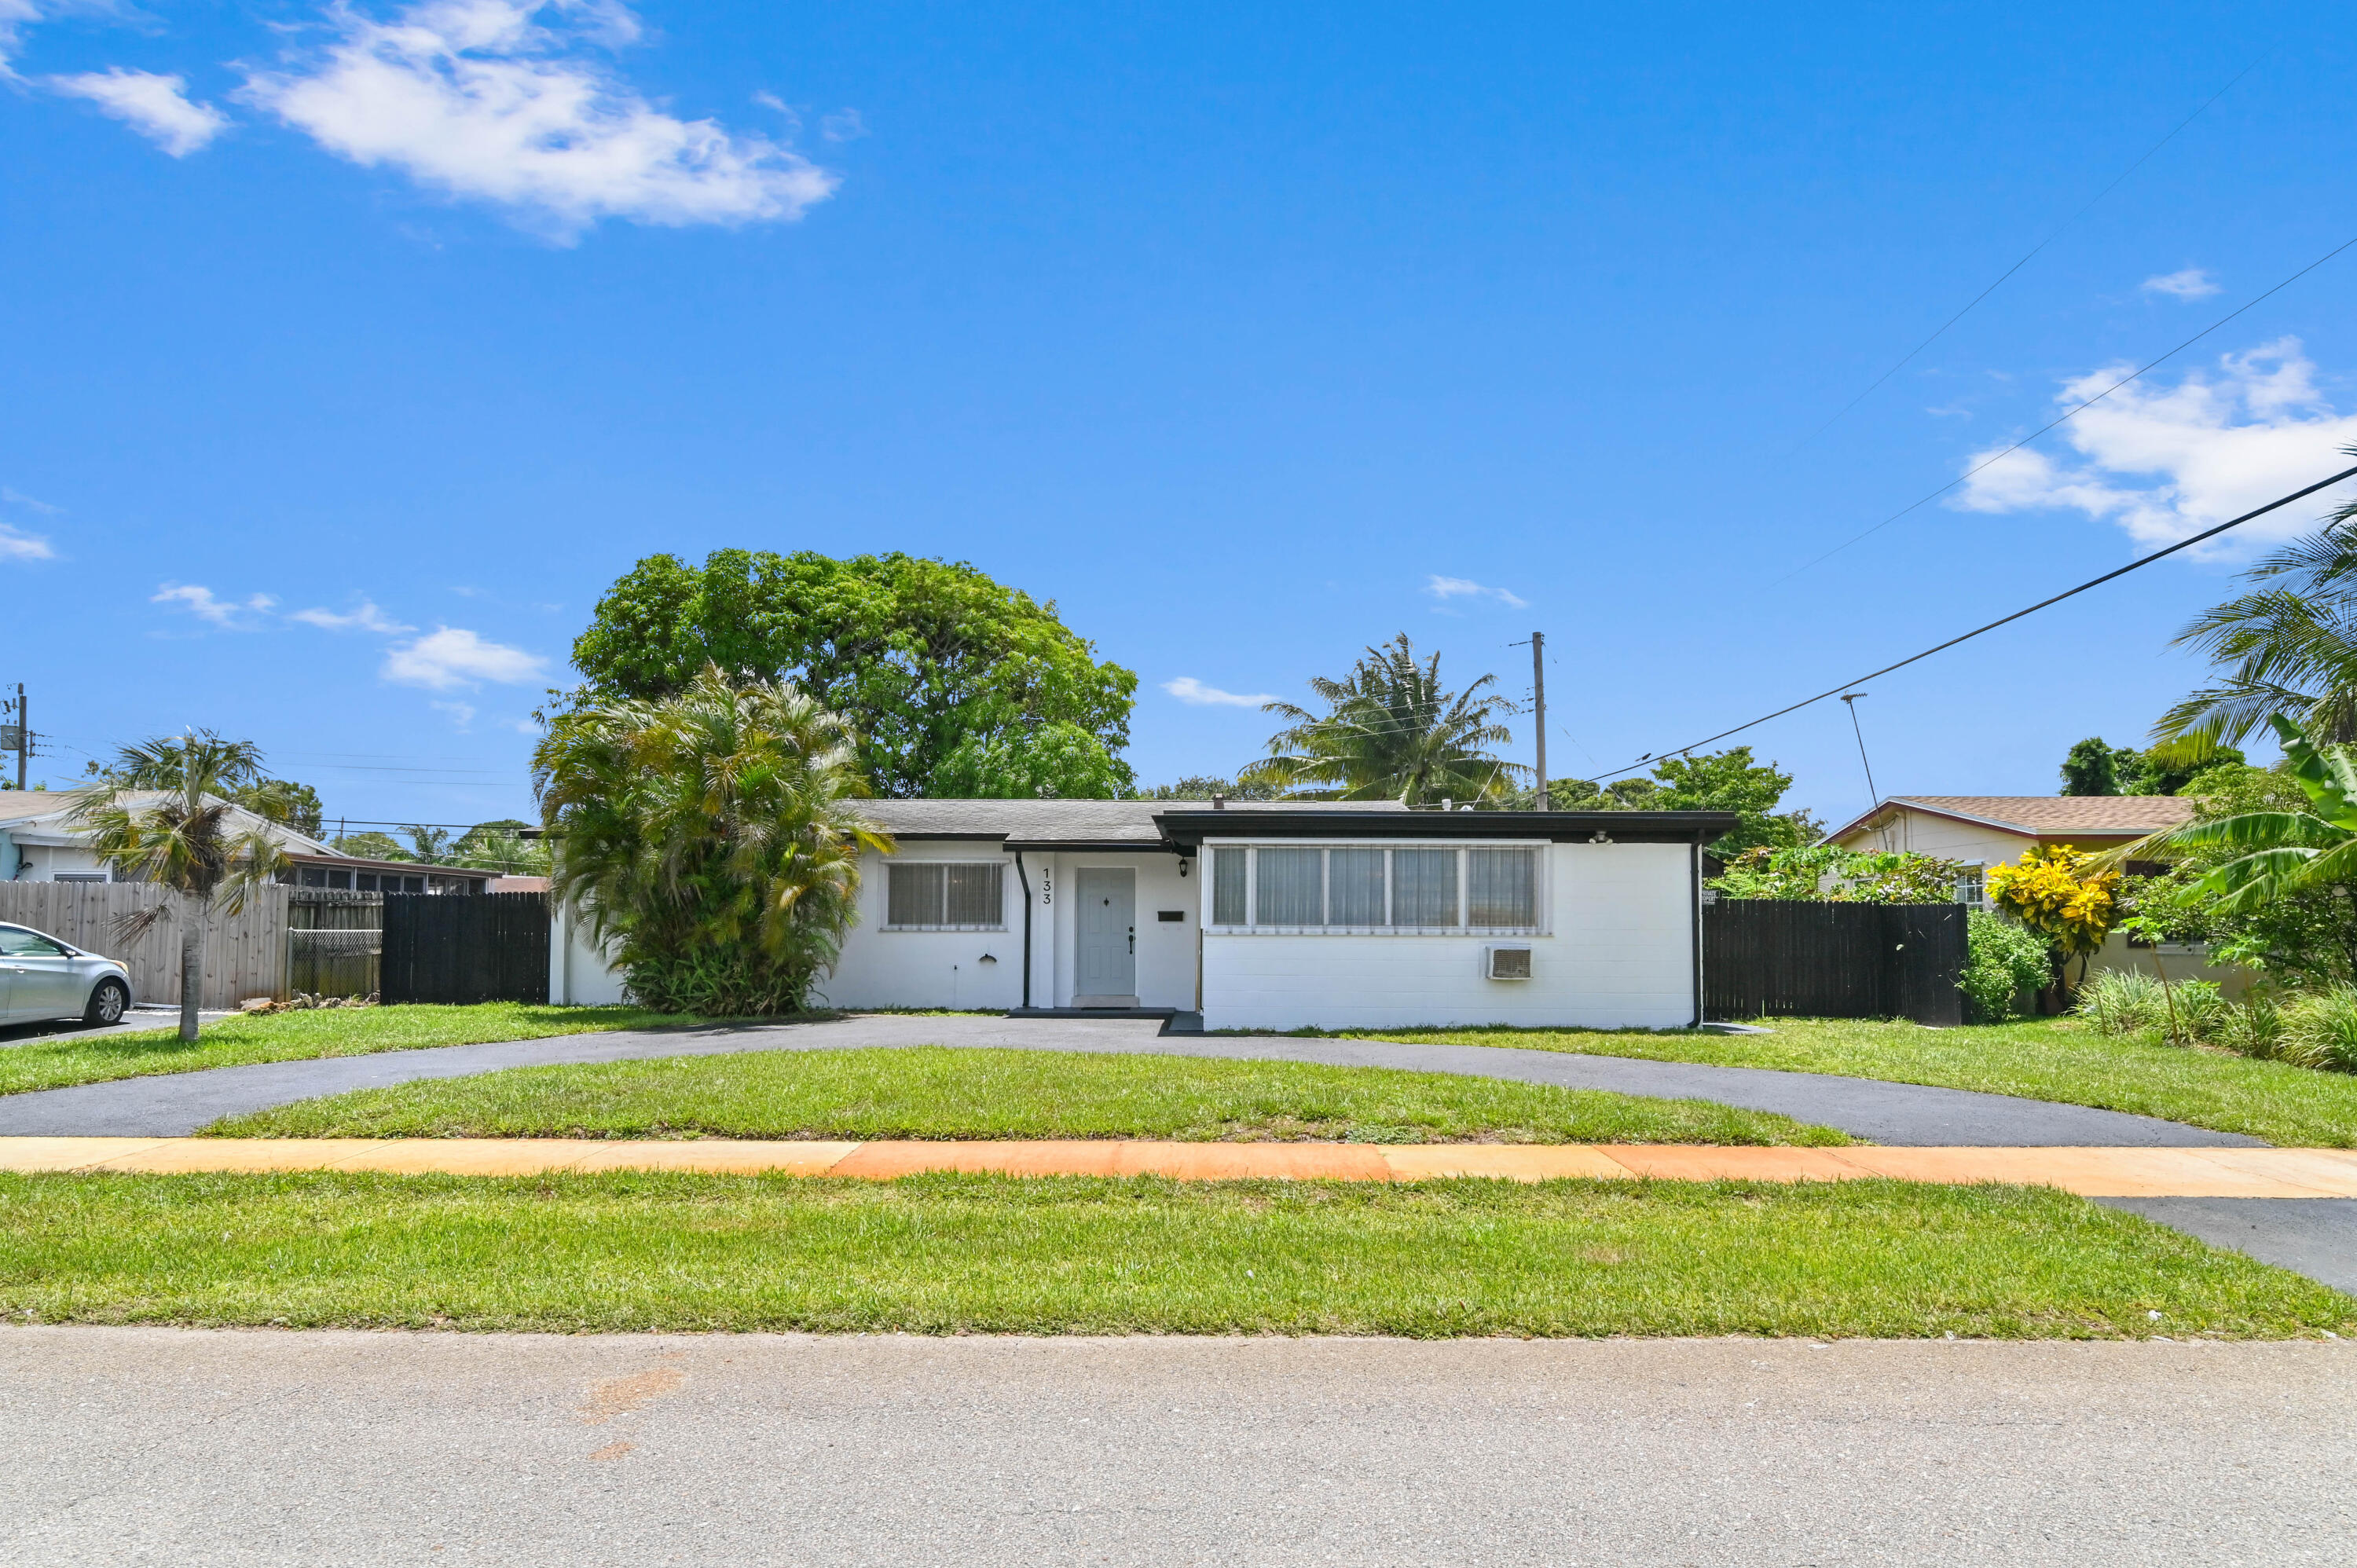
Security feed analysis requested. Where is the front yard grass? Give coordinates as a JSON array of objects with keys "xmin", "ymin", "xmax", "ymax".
[
  {"xmin": 1, "ymin": 1169, "xmax": 2344, "ymax": 1337},
  {"xmin": 0, "ymin": 1004, "xmax": 731, "ymax": 1098},
  {"xmin": 207, "ymin": 1046, "xmax": 1847, "ymax": 1145},
  {"xmin": 1335, "ymin": 1017, "xmax": 2357, "ymax": 1148}
]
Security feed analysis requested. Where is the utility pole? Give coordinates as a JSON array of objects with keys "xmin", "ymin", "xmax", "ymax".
[
  {"xmin": 7, "ymin": 683, "xmax": 23, "ymax": 792},
  {"xmin": 1529, "ymin": 632, "xmax": 1546, "ymax": 809}
]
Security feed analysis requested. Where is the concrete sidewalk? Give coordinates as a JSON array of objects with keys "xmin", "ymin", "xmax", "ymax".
[{"xmin": 9, "ymin": 1135, "xmax": 2357, "ymax": 1196}]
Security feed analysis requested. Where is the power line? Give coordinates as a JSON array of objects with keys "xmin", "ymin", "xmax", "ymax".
[
  {"xmin": 1587, "ymin": 460, "xmax": 2357, "ymax": 782},
  {"xmin": 1766, "ymin": 226, "xmax": 2357, "ymax": 588},
  {"xmin": 1786, "ymin": 51, "xmax": 2267, "ymax": 453}
]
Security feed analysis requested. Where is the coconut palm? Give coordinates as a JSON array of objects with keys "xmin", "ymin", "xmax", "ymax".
[
  {"xmin": 2154, "ymin": 467, "xmax": 2357, "ymax": 752},
  {"xmin": 1243, "ymin": 634, "xmax": 1523, "ymax": 805},
  {"xmin": 70, "ymin": 733, "xmax": 293, "ymax": 1042},
  {"xmin": 534, "ymin": 664, "xmax": 893, "ymax": 1015}
]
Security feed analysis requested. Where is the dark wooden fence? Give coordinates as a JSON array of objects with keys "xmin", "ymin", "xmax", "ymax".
[
  {"xmin": 1704, "ymin": 899, "xmax": 1966, "ymax": 1026},
  {"xmin": 381, "ymin": 892, "xmax": 550, "ymax": 1006}
]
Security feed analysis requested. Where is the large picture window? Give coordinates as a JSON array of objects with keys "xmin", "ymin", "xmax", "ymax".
[
  {"xmin": 885, "ymin": 862, "xmax": 1006, "ymax": 929},
  {"xmin": 1206, "ymin": 844, "xmax": 1541, "ymax": 933}
]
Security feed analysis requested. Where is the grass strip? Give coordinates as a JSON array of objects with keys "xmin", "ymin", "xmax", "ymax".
[
  {"xmin": 1, "ymin": 1170, "xmax": 2344, "ymax": 1337},
  {"xmin": 205, "ymin": 1046, "xmax": 1848, "ymax": 1145},
  {"xmin": 1332, "ymin": 1017, "xmax": 2357, "ymax": 1149},
  {"xmin": 0, "ymin": 1004, "xmax": 732, "ymax": 1098}
]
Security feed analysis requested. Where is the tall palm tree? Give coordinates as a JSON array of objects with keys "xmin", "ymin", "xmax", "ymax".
[
  {"xmin": 70, "ymin": 733, "xmax": 292, "ymax": 1042},
  {"xmin": 1243, "ymin": 634, "xmax": 1523, "ymax": 805},
  {"xmin": 534, "ymin": 663, "xmax": 893, "ymax": 1015},
  {"xmin": 2154, "ymin": 460, "xmax": 2357, "ymax": 752}
]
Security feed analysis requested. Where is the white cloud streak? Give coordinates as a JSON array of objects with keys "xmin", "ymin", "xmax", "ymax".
[
  {"xmin": 1952, "ymin": 339, "xmax": 2357, "ymax": 550},
  {"xmin": 49, "ymin": 68, "xmax": 229, "ymax": 156},
  {"xmin": 291, "ymin": 599, "xmax": 416, "ymax": 634},
  {"xmin": 431, "ymin": 698, "xmax": 478, "ymax": 728},
  {"xmin": 240, "ymin": 1, "xmax": 839, "ymax": 236},
  {"xmin": 1424, "ymin": 573, "xmax": 1528, "ymax": 610},
  {"xmin": 1163, "ymin": 676, "xmax": 1274, "ymax": 709},
  {"xmin": 383, "ymin": 625, "xmax": 547, "ymax": 688},
  {"xmin": 2142, "ymin": 267, "xmax": 2220, "ymax": 301},
  {"xmin": 153, "ymin": 583, "xmax": 277, "ymax": 627},
  {"xmin": 0, "ymin": 0, "xmax": 48, "ymax": 76},
  {"xmin": 0, "ymin": 523, "xmax": 55, "ymax": 562}
]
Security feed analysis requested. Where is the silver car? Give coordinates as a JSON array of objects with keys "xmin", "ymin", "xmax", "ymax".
[{"xmin": 0, "ymin": 922, "xmax": 134, "ymax": 1028}]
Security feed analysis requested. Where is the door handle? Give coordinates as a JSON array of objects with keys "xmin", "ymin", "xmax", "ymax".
[{"xmin": 1127, "ymin": 926, "xmax": 1135, "ymax": 954}]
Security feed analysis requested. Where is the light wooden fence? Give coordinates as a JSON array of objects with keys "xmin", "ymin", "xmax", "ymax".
[{"xmin": 0, "ymin": 883, "xmax": 289, "ymax": 1009}]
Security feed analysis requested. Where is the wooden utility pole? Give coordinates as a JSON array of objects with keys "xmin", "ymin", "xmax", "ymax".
[
  {"xmin": 1529, "ymin": 632, "xmax": 1546, "ymax": 809},
  {"xmin": 9, "ymin": 683, "xmax": 23, "ymax": 792}
]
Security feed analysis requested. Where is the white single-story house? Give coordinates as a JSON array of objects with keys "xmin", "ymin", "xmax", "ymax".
[
  {"xmin": 0, "ymin": 789, "xmax": 492, "ymax": 893},
  {"xmin": 1824, "ymin": 793, "xmax": 2246, "ymax": 992},
  {"xmin": 553, "ymin": 798, "xmax": 1738, "ymax": 1031}
]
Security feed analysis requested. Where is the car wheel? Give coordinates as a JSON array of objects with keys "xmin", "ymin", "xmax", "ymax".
[{"xmin": 83, "ymin": 979, "xmax": 129, "ymax": 1027}]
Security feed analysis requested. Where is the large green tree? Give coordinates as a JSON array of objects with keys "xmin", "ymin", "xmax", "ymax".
[
  {"xmin": 569, "ymin": 550, "xmax": 1138, "ymax": 799},
  {"xmin": 536, "ymin": 664, "xmax": 891, "ymax": 1015},
  {"xmin": 1541, "ymin": 748, "xmax": 1816, "ymax": 857},
  {"xmin": 1244, "ymin": 635, "xmax": 1521, "ymax": 804},
  {"xmin": 2061, "ymin": 735, "xmax": 2245, "ymax": 797}
]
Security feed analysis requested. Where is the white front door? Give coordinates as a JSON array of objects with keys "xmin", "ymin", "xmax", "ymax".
[{"xmin": 1074, "ymin": 869, "xmax": 1137, "ymax": 1003}]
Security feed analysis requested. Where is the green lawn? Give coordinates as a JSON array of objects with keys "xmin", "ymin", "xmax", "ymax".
[
  {"xmin": 0, "ymin": 1004, "xmax": 731, "ymax": 1097},
  {"xmin": 1332, "ymin": 1017, "xmax": 2357, "ymax": 1148},
  {"xmin": 1, "ymin": 1169, "xmax": 2342, "ymax": 1337},
  {"xmin": 207, "ymin": 1046, "xmax": 1847, "ymax": 1145}
]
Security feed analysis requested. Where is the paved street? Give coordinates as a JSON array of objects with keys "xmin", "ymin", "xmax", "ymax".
[{"xmin": 2, "ymin": 1328, "xmax": 2352, "ymax": 1566}]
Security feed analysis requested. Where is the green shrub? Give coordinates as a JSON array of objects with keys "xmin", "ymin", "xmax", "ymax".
[
  {"xmin": 2214, "ymin": 994, "xmax": 2286, "ymax": 1061},
  {"xmin": 2070, "ymin": 969, "xmax": 2170, "ymax": 1036},
  {"xmin": 1961, "ymin": 910, "xmax": 2051, "ymax": 1024},
  {"xmin": 2171, "ymin": 980, "xmax": 2230, "ymax": 1041},
  {"xmin": 2281, "ymin": 988, "xmax": 2357, "ymax": 1073}
]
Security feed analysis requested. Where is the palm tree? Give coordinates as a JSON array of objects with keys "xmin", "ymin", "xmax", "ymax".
[
  {"xmin": 1242, "ymin": 634, "xmax": 1523, "ymax": 805},
  {"xmin": 70, "ymin": 733, "xmax": 293, "ymax": 1042},
  {"xmin": 533, "ymin": 663, "xmax": 893, "ymax": 1015},
  {"xmin": 2126, "ymin": 713, "xmax": 2357, "ymax": 980},
  {"xmin": 2154, "ymin": 462, "xmax": 2357, "ymax": 752}
]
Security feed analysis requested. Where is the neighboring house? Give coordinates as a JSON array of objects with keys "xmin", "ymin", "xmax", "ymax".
[
  {"xmin": 0, "ymin": 789, "xmax": 490, "ymax": 894},
  {"xmin": 1824, "ymin": 794, "xmax": 2242, "ymax": 992},
  {"xmin": 554, "ymin": 798, "xmax": 1737, "ymax": 1031}
]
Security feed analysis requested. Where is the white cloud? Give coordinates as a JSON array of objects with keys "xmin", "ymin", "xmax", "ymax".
[
  {"xmin": 0, "ymin": 0, "xmax": 48, "ymax": 77},
  {"xmin": 152, "ymin": 583, "xmax": 277, "ymax": 627},
  {"xmin": 291, "ymin": 599, "xmax": 416, "ymax": 634},
  {"xmin": 49, "ymin": 68, "xmax": 229, "ymax": 156},
  {"xmin": 1952, "ymin": 338, "xmax": 2357, "ymax": 549},
  {"xmin": 1424, "ymin": 573, "xmax": 1529, "ymax": 610},
  {"xmin": 1163, "ymin": 676, "xmax": 1275, "ymax": 708},
  {"xmin": 0, "ymin": 523, "xmax": 54, "ymax": 562},
  {"xmin": 819, "ymin": 107, "xmax": 864, "ymax": 142},
  {"xmin": 2142, "ymin": 267, "xmax": 2220, "ymax": 302},
  {"xmin": 431, "ymin": 699, "xmax": 477, "ymax": 729},
  {"xmin": 2, "ymin": 486, "xmax": 61, "ymax": 514},
  {"xmin": 240, "ymin": 1, "xmax": 840, "ymax": 236},
  {"xmin": 383, "ymin": 625, "xmax": 547, "ymax": 688}
]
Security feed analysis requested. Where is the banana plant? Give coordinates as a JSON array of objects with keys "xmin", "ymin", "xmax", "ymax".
[{"xmin": 2135, "ymin": 713, "xmax": 2357, "ymax": 913}]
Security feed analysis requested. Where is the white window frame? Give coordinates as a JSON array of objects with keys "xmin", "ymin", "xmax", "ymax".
[
  {"xmin": 1956, "ymin": 864, "xmax": 1988, "ymax": 910},
  {"xmin": 882, "ymin": 859, "xmax": 1010, "ymax": 932},
  {"xmin": 1202, "ymin": 840, "xmax": 1549, "ymax": 936}
]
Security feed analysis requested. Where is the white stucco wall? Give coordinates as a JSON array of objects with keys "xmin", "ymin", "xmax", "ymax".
[
  {"xmin": 3, "ymin": 839, "xmax": 112, "ymax": 881},
  {"xmin": 1199, "ymin": 841, "xmax": 1697, "ymax": 1031},
  {"xmin": 1046, "ymin": 852, "xmax": 1198, "ymax": 1009},
  {"xmin": 548, "ymin": 904, "xmax": 629, "ymax": 1006},
  {"xmin": 819, "ymin": 842, "xmax": 1024, "ymax": 1011}
]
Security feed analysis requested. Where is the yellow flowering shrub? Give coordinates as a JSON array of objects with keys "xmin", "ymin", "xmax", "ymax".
[{"xmin": 1985, "ymin": 844, "xmax": 2121, "ymax": 958}]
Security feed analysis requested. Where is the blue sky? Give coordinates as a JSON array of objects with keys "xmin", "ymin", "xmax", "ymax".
[{"xmin": 4, "ymin": 1, "xmax": 2353, "ymax": 834}]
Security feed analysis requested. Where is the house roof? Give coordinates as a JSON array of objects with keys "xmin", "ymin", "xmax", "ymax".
[
  {"xmin": 853, "ymin": 797, "xmax": 1737, "ymax": 850},
  {"xmin": 0, "ymin": 789, "xmax": 338, "ymax": 855},
  {"xmin": 1827, "ymin": 794, "xmax": 2196, "ymax": 844}
]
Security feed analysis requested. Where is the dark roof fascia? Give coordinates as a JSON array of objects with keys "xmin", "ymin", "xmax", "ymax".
[
  {"xmin": 1154, "ymin": 809, "xmax": 1739, "ymax": 846},
  {"xmin": 286, "ymin": 851, "xmax": 483, "ymax": 878},
  {"xmin": 1006, "ymin": 839, "xmax": 1186, "ymax": 854}
]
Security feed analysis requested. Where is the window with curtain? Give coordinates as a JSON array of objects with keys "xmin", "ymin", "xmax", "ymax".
[
  {"xmin": 1466, "ymin": 847, "xmax": 1538, "ymax": 928},
  {"xmin": 885, "ymin": 862, "xmax": 1005, "ymax": 929},
  {"xmin": 1391, "ymin": 848, "xmax": 1459, "ymax": 928},
  {"xmin": 1254, "ymin": 847, "xmax": 1324, "ymax": 925},
  {"xmin": 1212, "ymin": 847, "xmax": 1248, "ymax": 925},
  {"xmin": 1327, "ymin": 847, "xmax": 1387, "ymax": 925}
]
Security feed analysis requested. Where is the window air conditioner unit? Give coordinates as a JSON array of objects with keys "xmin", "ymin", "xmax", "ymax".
[{"xmin": 1483, "ymin": 945, "xmax": 1533, "ymax": 981}]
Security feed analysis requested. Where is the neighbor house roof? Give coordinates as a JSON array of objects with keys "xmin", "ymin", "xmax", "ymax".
[
  {"xmin": 0, "ymin": 789, "xmax": 339, "ymax": 855},
  {"xmin": 1827, "ymin": 794, "xmax": 2196, "ymax": 844},
  {"xmin": 854, "ymin": 797, "xmax": 1737, "ymax": 850}
]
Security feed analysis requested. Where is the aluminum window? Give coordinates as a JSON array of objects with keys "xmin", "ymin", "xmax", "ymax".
[
  {"xmin": 885, "ymin": 862, "xmax": 1006, "ymax": 929},
  {"xmin": 1206, "ymin": 844, "xmax": 1542, "ymax": 934}
]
